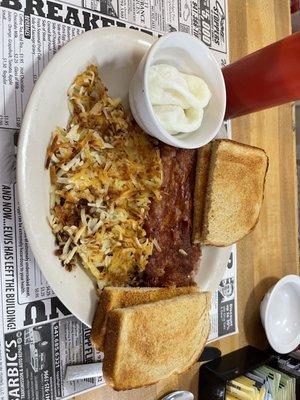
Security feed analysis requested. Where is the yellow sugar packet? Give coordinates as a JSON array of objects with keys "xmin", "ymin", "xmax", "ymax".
[
  {"xmin": 226, "ymin": 383, "xmax": 255, "ymax": 400},
  {"xmin": 235, "ymin": 376, "xmax": 263, "ymax": 400},
  {"xmin": 226, "ymin": 395, "xmax": 240, "ymax": 400}
]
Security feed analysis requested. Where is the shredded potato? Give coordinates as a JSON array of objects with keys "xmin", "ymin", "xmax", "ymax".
[{"xmin": 46, "ymin": 65, "xmax": 163, "ymax": 286}]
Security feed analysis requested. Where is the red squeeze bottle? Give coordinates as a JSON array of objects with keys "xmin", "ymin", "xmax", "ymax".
[{"xmin": 223, "ymin": 32, "xmax": 300, "ymax": 120}]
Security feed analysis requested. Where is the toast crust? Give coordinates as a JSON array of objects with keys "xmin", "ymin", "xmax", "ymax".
[
  {"xmin": 192, "ymin": 143, "xmax": 212, "ymax": 243},
  {"xmin": 103, "ymin": 292, "xmax": 210, "ymax": 390}
]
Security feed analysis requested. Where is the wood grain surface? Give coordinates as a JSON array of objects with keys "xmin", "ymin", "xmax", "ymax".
[{"xmin": 74, "ymin": 1, "xmax": 299, "ymax": 399}]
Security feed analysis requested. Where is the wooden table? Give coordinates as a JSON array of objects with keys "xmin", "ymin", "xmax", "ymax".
[{"xmin": 74, "ymin": 1, "xmax": 299, "ymax": 399}]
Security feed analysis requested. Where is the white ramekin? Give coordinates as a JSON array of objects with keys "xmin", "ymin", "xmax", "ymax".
[
  {"xmin": 260, "ymin": 274, "xmax": 300, "ymax": 354},
  {"xmin": 129, "ymin": 32, "xmax": 226, "ymax": 149}
]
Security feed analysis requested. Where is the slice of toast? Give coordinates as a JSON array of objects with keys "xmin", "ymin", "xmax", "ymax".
[
  {"xmin": 192, "ymin": 143, "xmax": 212, "ymax": 243},
  {"xmin": 202, "ymin": 139, "xmax": 269, "ymax": 246},
  {"xmin": 91, "ymin": 286, "xmax": 198, "ymax": 352},
  {"xmin": 103, "ymin": 292, "xmax": 210, "ymax": 390}
]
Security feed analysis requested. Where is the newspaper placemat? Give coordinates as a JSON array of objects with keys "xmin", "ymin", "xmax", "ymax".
[{"xmin": 0, "ymin": 1, "xmax": 236, "ymax": 399}]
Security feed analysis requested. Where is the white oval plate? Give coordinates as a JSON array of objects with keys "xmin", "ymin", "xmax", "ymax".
[{"xmin": 17, "ymin": 27, "xmax": 231, "ymax": 327}]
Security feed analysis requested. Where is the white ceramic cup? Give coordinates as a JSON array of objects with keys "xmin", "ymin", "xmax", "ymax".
[
  {"xmin": 129, "ymin": 32, "xmax": 226, "ymax": 149},
  {"xmin": 260, "ymin": 274, "xmax": 300, "ymax": 354}
]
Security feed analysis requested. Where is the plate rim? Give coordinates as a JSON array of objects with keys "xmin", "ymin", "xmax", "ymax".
[{"xmin": 17, "ymin": 27, "xmax": 231, "ymax": 327}]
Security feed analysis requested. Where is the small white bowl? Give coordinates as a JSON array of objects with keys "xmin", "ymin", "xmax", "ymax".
[
  {"xmin": 260, "ymin": 274, "xmax": 300, "ymax": 354},
  {"xmin": 129, "ymin": 32, "xmax": 226, "ymax": 149}
]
